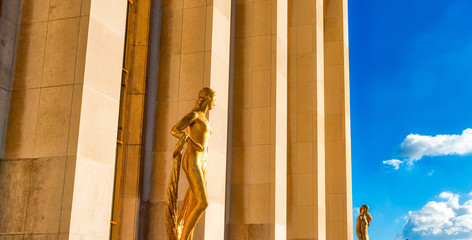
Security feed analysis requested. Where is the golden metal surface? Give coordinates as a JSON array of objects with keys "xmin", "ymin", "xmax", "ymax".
[
  {"xmin": 356, "ymin": 205, "xmax": 373, "ymax": 240},
  {"xmin": 166, "ymin": 87, "xmax": 216, "ymax": 240}
]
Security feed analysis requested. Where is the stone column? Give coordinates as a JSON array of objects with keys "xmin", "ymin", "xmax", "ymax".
[
  {"xmin": 286, "ymin": 0, "xmax": 326, "ymax": 239},
  {"xmin": 324, "ymin": 0, "xmax": 353, "ymax": 239},
  {"xmin": 0, "ymin": 0, "xmax": 128, "ymax": 239},
  {"xmin": 227, "ymin": 0, "xmax": 287, "ymax": 238},
  {"xmin": 63, "ymin": 0, "xmax": 128, "ymax": 239},
  {"xmin": 204, "ymin": 0, "xmax": 232, "ymax": 239},
  {"xmin": 1, "ymin": 0, "xmax": 89, "ymax": 239}
]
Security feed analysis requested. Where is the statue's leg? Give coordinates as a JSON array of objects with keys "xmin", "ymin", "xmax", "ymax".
[
  {"xmin": 187, "ymin": 198, "xmax": 197, "ymax": 239},
  {"xmin": 180, "ymin": 164, "xmax": 208, "ymax": 240},
  {"xmin": 177, "ymin": 189, "xmax": 191, "ymax": 224},
  {"xmin": 181, "ymin": 191, "xmax": 197, "ymax": 239}
]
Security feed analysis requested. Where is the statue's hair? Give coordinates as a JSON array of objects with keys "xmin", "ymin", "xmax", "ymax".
[
  {"xmin": 194, "ymin": 87, "xmax": 215, "ymax": 110},
  {"xmin": 360, "ymin": 204, "xmax": 369, "ymax": 212}
]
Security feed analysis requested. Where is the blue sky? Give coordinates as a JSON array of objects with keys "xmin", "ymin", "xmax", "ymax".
[{"xmin": 349, "ymin": 0, "xmax": 472, "ymax": 239}]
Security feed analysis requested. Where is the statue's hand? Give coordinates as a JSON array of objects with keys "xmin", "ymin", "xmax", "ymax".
[
  {"xmin": 186, "ymin": 137, "xmax": 204, "ymax": 151},
  {"xmin": 191, "ymin": 140, "xmax": 205, "ymax": 151},
  {"xmin": 366, "ymin": 212, "xmax": 373, "ymax": 223},
  {"xmin": 181, "ymin": 132, "xmax": 189, "ymax": 142},
  {"xmin": 196, "ymin": 144, "xmax": 204, "ymax": 151},
  {"xmin": 173, "ymin": 134, "xmax": 189, "ymax": 157}
]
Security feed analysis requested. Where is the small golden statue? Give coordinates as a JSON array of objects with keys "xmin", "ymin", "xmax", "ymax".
[
  {"xmin": 165, "ymin": 87, "xmax": 216, "ymax": 240},
  {"xmin": 356, "ymin": 205, "xmax": 373, "ymax": 240}
]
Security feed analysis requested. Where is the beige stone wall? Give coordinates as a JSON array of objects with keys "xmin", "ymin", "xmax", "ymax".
[{"xmin": 0, "ymin": 0, "xmax": 20, "ymax": 156}]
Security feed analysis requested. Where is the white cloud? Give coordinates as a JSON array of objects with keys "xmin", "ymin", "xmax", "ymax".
[
  {"xmin": 383, "ymin": 128, "xmax": 472, "ymax": 169},
  {"xmin": 400, "ymin": 192, "xmax": 472, "ymax": 239},
  {"xmin": 383, "ymin": 159, "xmax": 404, "ymax": 170},
  {"xmin": 401, "ymin": 129, "xmax": 472, "ymax": 161},
  {"xmin": 439, "ymin": 192, "xmax": 457, "ymax": 200}
]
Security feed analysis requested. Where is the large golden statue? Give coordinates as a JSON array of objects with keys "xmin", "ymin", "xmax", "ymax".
[
  {"xmin": 165, "ymin": 87, "xmax": 216, "ymax": 240},
  {"xmin": 356, "ymin": 204, "xmax": 373, "ymax": 240}
]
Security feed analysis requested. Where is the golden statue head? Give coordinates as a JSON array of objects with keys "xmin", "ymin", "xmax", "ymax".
[
  {"xmin": 194, "ymin": 87, "xmax": 216, "ymax": 111},
  {"xmin": 359, "ymin": 204, "xmax": 369, "ymax": 214}
]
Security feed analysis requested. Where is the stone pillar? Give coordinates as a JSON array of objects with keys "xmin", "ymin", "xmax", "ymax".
[
  {"xmin": 1, "ymin": 0, "xmax": 91, "ymax": 238},
  {"xmin": 0, "ymin": 0, "xmax": 128, "ymax": 239},
  {"xmin": 286, "ymin": 0, "xmax": 326, "ymax": 239},
  {"xmin": 324, "ymin": 0, "xmax": 353, "ymax": 239},
  {"xmin": 227, "ymin": 0, "xmax": 287, "ymax": 238},
  {"xmin": 204, "ymin": 0, "xmax": 232, "ymax": 239}
]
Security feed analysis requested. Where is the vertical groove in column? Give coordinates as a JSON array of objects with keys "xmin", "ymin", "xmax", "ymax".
[
  {"xmin": 316, "ymin": 0, "xmax": 326, "ymax": 239},
  {"xmin": 204, "ymin": 0, "xmax": 232, "ymax": 239},
  {"xmin": 109, "ymin": 0, "xmax": 152, "ymax": 238},
  {"xmin": 275, "ymin": 0, "xmax": 287, "ymax": 238}
]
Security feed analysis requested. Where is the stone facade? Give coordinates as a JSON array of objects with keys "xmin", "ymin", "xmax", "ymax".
[{"xmin": 0, "ymin": 0, "xmax": 351, "ymax": 239}]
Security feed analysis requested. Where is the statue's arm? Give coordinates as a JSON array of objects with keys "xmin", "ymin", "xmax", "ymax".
[
  {"xmin": 366, "ymin": 212, "xmax": 373, "ymax": 225},
  {"xmin": 356, "ymin": 217, "xmax": 361, "ymax": 236},
  {"xmin": 171, "ymin": 112, "xmax": 196, "ymax": 138},
  {"xmin": 171, "ymin": 112, "xmax": 204, "ymax": 151}
]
